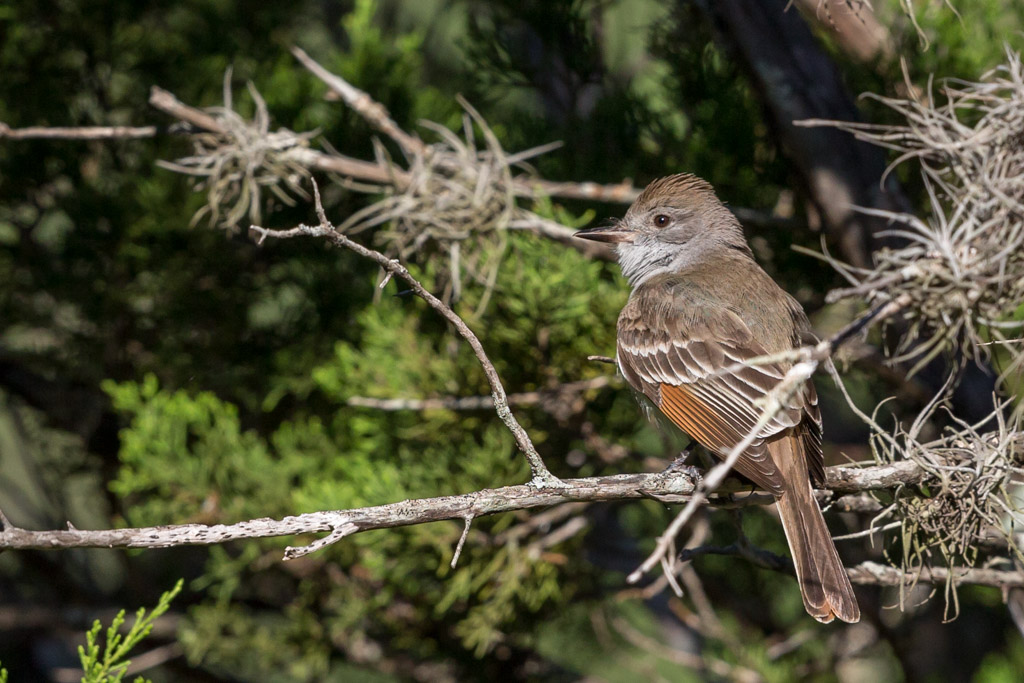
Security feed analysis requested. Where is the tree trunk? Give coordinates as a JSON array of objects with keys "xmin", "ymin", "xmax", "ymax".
[{"xmin": 699, "ymin": 0, "xmax": 909, "ymax": 268}]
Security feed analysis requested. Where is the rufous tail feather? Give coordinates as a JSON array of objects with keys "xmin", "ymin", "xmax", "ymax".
[{"xmin": 770, "ymin": 434, "xmax": 860, "ymax": 623}]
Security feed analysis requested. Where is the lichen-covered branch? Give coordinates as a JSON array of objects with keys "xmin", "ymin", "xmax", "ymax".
[
  {"xmin": 846, "ymin": 561, "xmax": 1024, "ymax": 590},
  {"xmin": 7, "ymin": 461, "xmax": 1021, "ymax": 591},
  {"xmin": 0, "ymin": 470, "xmax": 698, "ymax": 556},
  {"xmin": 0, "ymin": 461, "xmax": 919, "ymax": 556}
]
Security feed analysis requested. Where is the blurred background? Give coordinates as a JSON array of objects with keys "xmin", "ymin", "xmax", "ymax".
[{"xmin": 1, "ymin": 0, "xmax": 1023, "ymax": 680}]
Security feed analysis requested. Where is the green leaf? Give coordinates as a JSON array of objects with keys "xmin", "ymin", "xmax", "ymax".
[{"xmin": 78, "ymin": 579, "xmax": 183, "ymax": 683}]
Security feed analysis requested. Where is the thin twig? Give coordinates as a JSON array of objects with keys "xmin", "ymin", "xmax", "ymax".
[
  {"xmin": 251, "ymin": 180, "xmax": 564, "ymax": 487},
  {"xmin": 291, "ymin": 46, "xmax": 427, "ymax": 159},
  {"xmin": 451, "ymin": 516, "xmax": 473, "ymax": 569},
  {"xmin": 831, "ymin": 521, "xmax": 903, "ymax": 541},
  {"xmin": 347, "ymin": 376, "xmax": 613, "ymax": 411},
  {"xmin": 525, "ymin": 515, "xmax": 589, "ymax": 558},
  {"xmin": 494, "ymin": 503, "xmax": 589, "ymax": 545},
  {"xmin": 0, "ymin": 123, "xmax": 157, "ymax": 140},
  {"xmin": 677, "ymin": 543, "xmax": 792, "ymax": 573}
]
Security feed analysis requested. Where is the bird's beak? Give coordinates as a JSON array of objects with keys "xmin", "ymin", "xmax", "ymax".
[{"xmin": 574, "ymin": 223, "xmax": 636, "ymax": 244}]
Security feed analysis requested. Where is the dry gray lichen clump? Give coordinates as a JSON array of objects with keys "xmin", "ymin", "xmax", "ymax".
[{"xmin": 818, "ymin": 48, "xmax": 1024, "ymax": 376}]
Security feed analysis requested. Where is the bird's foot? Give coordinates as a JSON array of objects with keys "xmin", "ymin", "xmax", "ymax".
[
  {"xmin": 663, "ymin": 450, "xmax": 702, "ymax": 479},
  {"xmin": 654, "ymin": 451, "xmax": 702, "ymax": 492}
]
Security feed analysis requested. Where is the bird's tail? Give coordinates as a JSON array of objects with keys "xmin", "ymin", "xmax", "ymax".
[{"xmin": 770, "ymin": 434, "xmax": 860, "ymax": 623}]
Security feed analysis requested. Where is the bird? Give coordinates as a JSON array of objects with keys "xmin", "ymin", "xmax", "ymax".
[{"xmin": 575, "ymin": 173, "xmax": 860, "ymax": 623}]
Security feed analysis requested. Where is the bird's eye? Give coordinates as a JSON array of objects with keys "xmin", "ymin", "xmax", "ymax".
[{"xmin": 654, "ymin": 214, "xmax": 670, "ymax": 227}]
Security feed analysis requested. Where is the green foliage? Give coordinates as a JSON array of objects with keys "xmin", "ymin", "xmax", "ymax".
[
  {"xmin": 0, "ymin": 663, "xmax": 7, "ymax": 683},
  {"xmin": 974, "ymin": 632, "xmax": 1024, "ymax": 683},
  {"xmin": 650, "ymin": 3, "xmax": 787, "ymax": 205},
  {"xmin": 535, "ymin": 601, "xmax": 703, "ymax": 682},
  {"xmin": 98, "ymin": 230, "xmax": 623, "ymax": 667},
  {"xmin": 181, "ymin": 601, "xmax": 335, "ymax": 682},
  {"xmin": 102, "ymin": 235, "xmax": 610, "ymax": 669},
  {"xmin": 4, "ymin": 0, "xmax": 1024, "ymax": 680},
  {"xmin": 902, "ymin": 0, "xmax": 1024, "ymax": 79},
  {"xmin": 105, "ymin": 375, "xmax": 296, "ymax": 524},
  {"xmin": 79, "ymin": 579, "xmax": 183, "ymax": 683}
]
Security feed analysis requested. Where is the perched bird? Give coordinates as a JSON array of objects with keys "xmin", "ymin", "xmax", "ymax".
[{"xmin": 576, "ymin": 174, "xmax": 859, "ymax": 623}]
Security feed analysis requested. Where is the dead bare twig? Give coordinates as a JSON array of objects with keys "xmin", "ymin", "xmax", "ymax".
[
  {"xmin": 346, "ymin": 376, "xmax": 613, "ymax": 411},
  {"xmin": 251, "ymin": 180, "xmax": 564, "ymax": 489},
  {"xmin": 154, "ymin": 69, "xmax": 317, "ymax": 230},
  {"xmin": 291, "ymin": 46, "xmax": 426, "ymax": 159},
  {"xmin": 0, "ymin": 122, "xmax": 157, "ymax": 140}
]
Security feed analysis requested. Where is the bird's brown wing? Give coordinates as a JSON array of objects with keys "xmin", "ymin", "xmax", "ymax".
[
  {"xmin": 801, "ymin": 380, "xmax": 825, "ymax": 486},
  {"xmin": 617, "ymin": 301, "xmax": 819, "ymax": 495}
]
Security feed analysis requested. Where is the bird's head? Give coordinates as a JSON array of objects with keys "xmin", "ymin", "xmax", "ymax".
[{"xmin": 575, "ymin": 174, "xmax": 750, "ymax": 287}]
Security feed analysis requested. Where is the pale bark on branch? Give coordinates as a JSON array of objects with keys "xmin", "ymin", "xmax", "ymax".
[
  {"xmin": 0, "ymin": 471, "xmax": 696, "ymax": 558},
  {"xmin": 0, "ymin": 462, "xmax": 915, "ymax": 555},
  {"xmin": 6, "ymin": 461, "xmax": 1021, "ymax": 590},
  {"xmin": 0, "ymin": 122, "xmax": 157, "ymax": 140},
  {"xmin": 846, "ymin": 561, "xmax": 1024, "ymax": 589},
  {"xmin": 346, "ymin": 376, "xmax": 613, "ymax": 411}
]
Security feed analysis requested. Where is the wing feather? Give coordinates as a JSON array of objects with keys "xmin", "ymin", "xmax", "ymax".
[{"xmin": 617, "ymin": 296, "xmax": 823, "ymax": 493}]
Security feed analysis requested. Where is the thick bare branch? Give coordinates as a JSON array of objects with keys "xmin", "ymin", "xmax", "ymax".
[
  {"xmin": 0, "ymin": 461, "xmax": 929, "ymax": 557},
  {"xmin": 0, "ymin": 471, "xmax": 697, "ymax": 555},
  {"xmin": 846, "ymin": 561, "xmax": 1024, "ymax": 589}
]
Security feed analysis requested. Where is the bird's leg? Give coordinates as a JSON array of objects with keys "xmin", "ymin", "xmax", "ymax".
[{"xmin": 728, "ymin": 508, "xmax": 748, "ymax": 545}]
